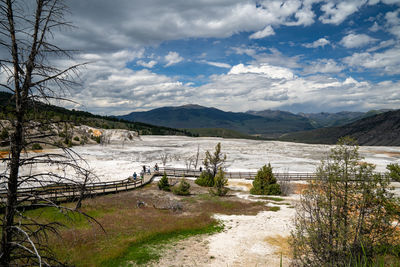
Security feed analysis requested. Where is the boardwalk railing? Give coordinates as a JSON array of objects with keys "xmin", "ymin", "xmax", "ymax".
[
  {"xmin": 157, "ymin": 167, "xmax": 317, "ymax": 180},
  {"xmin": 0, "ymin": 174, "xmax": 153, "ymax": 207},
  {"xmin": 0, "ymin": 166, "xmax": 390, "ymax": 208},
  {"xmin": 157, "ymin": 167, "xmax": 388, "ymax": 181}
]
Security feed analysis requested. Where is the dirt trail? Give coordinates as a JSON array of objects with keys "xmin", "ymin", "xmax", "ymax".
[{"xmin": 153, "ymin": 181, "xmax": 298, "ymax": 267}]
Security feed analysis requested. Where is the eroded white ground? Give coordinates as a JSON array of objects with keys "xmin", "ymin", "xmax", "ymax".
[
  {"xmin": 5, "ymin": 135, "xmax": 400, "ymax": 184},
  {"xmin": 70, "ymin": 135, "xmax": 400, "ymax": 180},
  {"xmin": 155, "ymin": 180, "xmax": 298, "ymax": 266}
]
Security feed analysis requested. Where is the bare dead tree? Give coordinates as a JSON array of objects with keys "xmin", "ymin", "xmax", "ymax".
[
  {"xmin": 193, "ymin": 144, "xmax": 200, "ymax": 170},
  {"xmin": 74, "ymin": 168, "xmax": 96, "ymax": 210},
  {"xmin": 0, "ymin": 0, "xmax": 99, "ymax": 265},
  {"xmin": 277, "ymin": 169, "xmax": 293, "ymax": 196},
  {"xmin": 160, "ymin": 153, "xmax": 168, "ymax": 166},
  {"xmin": 184, "ymin": 155, "xmax": 194, "ymax": 171}
]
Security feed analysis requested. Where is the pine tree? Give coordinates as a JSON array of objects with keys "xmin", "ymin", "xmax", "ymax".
[
  {"xmin": 387, "ymin": 163, "xmax": 400, "ymax": 182},
  {"xmin": 172, "ymin": 177, "xmax": 191, "ymax": 196},
  {"xmin": 250, "ymin": 164, "xmax": 281, "ymax": 195},
  {"xmin": 210, "ymin": 168, "xmax": 229, "ymax": 196},
  {"xmin": 157, "ymin": 172, "xmax": 170, "ymax": 191},
  {"xmin": 196, "ymin": 142, "xmax": 226, "ymax": 187}
]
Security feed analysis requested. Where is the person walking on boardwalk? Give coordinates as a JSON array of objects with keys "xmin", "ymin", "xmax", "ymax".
[
  {"xmin": 133, "ymin": 172, "xmax": 137, "ymax": 181},
  {"xmin": 147, "ymin": 166, "xmax": 151, "ymax": 175}
]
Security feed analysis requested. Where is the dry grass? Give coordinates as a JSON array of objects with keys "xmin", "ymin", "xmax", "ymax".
[
  {"xmin": 227, "ymin": 181, "xmax": 253, "ymax": 190},
  {"xmin": 293, "ymin": 183, "xmax": 309, "ymax": 194},
  {"xmin": 370, "ymin": 150, "xmax": 400, "ymax": 157},
  {"xmin": 0, "ymin": 150, "xmax": 8, "ymax": 158},
  {"xmin": 264, "ymin": 235, "xmax": 292, "ymax": 258},
  {"xmin": 38, "ymin": 181, "xmax": 269, "ymax": 266},
  {"xmin": 0, "ymin": 149, "xmax": 46, "ymax": 158}
]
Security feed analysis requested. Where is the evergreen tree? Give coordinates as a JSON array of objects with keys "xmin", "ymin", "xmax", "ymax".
[
  {"xmin": 203, "ymin": 142, "xmax": 226, "ymax": 178},
  {"xmin": 157, "ymin": 172, "xmax": 170, "ymax": 191},
  {"xmin": 195, "ymin": 170, "xmax": 214, "ymax": 187},
  {"xmin": 250, "ymin": 164, "xmax": 281, "ymax": 195},
  {"xmin": 196, "ymin": 142, "xmax": 226, "ymax": 187},
  {"xmin": 172, "ymin": 177, "xmax": 191, "ymax": 196},
  {"xmin": 291, "ymin": 137, "xmax": 400, "ymax": 266},
  {"xmin": 387, "ymin": 163, "xmax": 400, "ymax": 182},
  {"xmin": 210, "ymin": 168, "xmax": 229, "ymax": 196}
]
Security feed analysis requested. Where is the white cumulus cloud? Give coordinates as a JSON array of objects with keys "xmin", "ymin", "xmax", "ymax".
[
  {"xmin": 199, "ymin": 60, "xmax": 231, "ymax": 68},
  {"xmin": 228, "ymin": 63, "xmax": 294, "ymax": 80},
  {"xmin": 385, "ymin": 9, "xmax": 400, "ymax": 38},
  {"xmin": 319, "ymin": 0, "xmax": 366, "ymax": 25},
  {"xmin": 343, "ymin": 46, "xmax": 400, "ymax": 74},
  {"xmin": 165, "ymin": 51, "xmax": 184, "ymax": 67},
  {"xmin": 340, "ymin": 33, "xmax": 378, "ymax": 48},
  {"xmin": 303, "ymin": 38, "xmax": 330, "ymax": 48},
  {"xmin": 136, "ymin": 60, "xmax": 157, "ymax": 68},
  {"xmin": 303, "ymin": 59, "xmax": 344, "ymax": 74},
  {"xmin": 249, "ymin": 25, "xmax": 275, "ymax": 39}
]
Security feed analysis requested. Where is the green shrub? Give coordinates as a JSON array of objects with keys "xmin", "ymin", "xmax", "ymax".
[
  {"xmin": 0, "ymin": 128, "xmax": 9, "ymax": 140},
  {"xmin": 90, "ymin": 134, "xmax": 101, "ymax": 143},
  {"xmin": 250, "ymin": 164, "xmax": 281, "ymax": 195},
  {"xmin": 172, "ymin": 178, "xmax": 191, "ymax": 196},
  {"xmin": 64, "ymin": 138, "xmax": 73, "ymax": 147},
  {"xmin": 210, "ymin": 168, "xmax": 229, "ymax": 196},
  {"xmin": 31, "ymin": 143, "xmax": 43, "ymax": 150},
  {"xmin": 195, "ymin": 171, "xmax": 214, "ymax": 187},
  {"xmin": 73, "ymin": 136, "xmax": 80, "ymax": 141},
  {"xmin": 267, "ymin": 184, "xmax": 281, "ymax": 195},
  {"xmin": 157, "ymin": 173, "xmax": 170, "ymax": 191},
  {"xmin": 387, "ymin": 163, "xmax": 400, "ymax": 182},
  {"xmin": 291, "ymin": 137, "xmax": 400, "ymax": 266}
]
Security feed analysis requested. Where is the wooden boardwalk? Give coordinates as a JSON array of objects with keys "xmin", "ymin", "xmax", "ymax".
[
  {"xmin": 158, "ymin": 167, "xmax": 317, "ymax": 180},
  {"xmin": 0, "ymin": 167, "xmax": 388, "ymax": 208},
  {"xmin": 0, "ymin": 173, "xmax": 154, "ymax": 208}
]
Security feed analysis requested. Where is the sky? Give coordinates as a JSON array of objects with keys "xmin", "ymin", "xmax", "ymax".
[{"xmin": 5, "ymin": 0, "xmax": 400, "ymax": 115}]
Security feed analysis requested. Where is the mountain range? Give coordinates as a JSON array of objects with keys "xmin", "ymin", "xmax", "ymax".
[
  {"xmin": 118, "ymin": 104, "xmax": 395, "ymax": 142},
  {"xmin": 2, "ymin": 90, "xmax": 396, "ymax": 146},
  {"xmin": 280, "ymin": 109, "xmax": 400, "ymax": 146},
  {"xmin": 0, "ymin": 92, "xmax": 194, "ymax": 137},
  {"xmin": 118, "ymin": 104, "xmax": 316, "ymax": 138}
]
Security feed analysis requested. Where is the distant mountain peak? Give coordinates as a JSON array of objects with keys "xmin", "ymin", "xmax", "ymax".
[
  {"xmin": 177, "ymin": 104, "xmax": 207, "ymax": 109},
  {"xmin": 280, "ymin": 109, "xmax": 400, "ymax": 146},
  {"xmin": 117, "ymin": 104, "xmax": 315, "ymax": 137}
]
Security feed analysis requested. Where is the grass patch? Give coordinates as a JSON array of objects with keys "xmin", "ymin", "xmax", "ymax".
[
  {"xmin": 14, "ymin": 186, "xmax": 270, "ymax": 266},
  {"xmin": 41, "ymin": 188, "xmax": 268, "ymax": 266},
  {"xmin": 102, "ymin": 221, "xmax": 223, "ymax": 266},
  {"xmin": 192, "ymin": 193, "xmax": 268, "ymax": 215},
  {"xmin": 269, "ymin": 206, "xmax": 281, "ymax": 212},
  {"xmin": 271, "ymin": 202, "xmax": 291, "ymax": 206},
  {"xmin": 24, "ymin": 205, "xmax": 112, "ymax": 229},
  {"xmin": 259, "ymin": 196, "xmax": 285, "ymax": 202}
]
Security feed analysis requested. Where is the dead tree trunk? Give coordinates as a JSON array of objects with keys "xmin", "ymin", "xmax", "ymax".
[{"xmin": 0, "ymin": 0, "xmax": 96, "ymax": 265}]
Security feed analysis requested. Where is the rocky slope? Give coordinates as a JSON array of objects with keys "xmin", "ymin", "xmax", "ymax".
[{"xmin": 280, "ymin": 109, "xmax": 400, "ymax": 146}]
